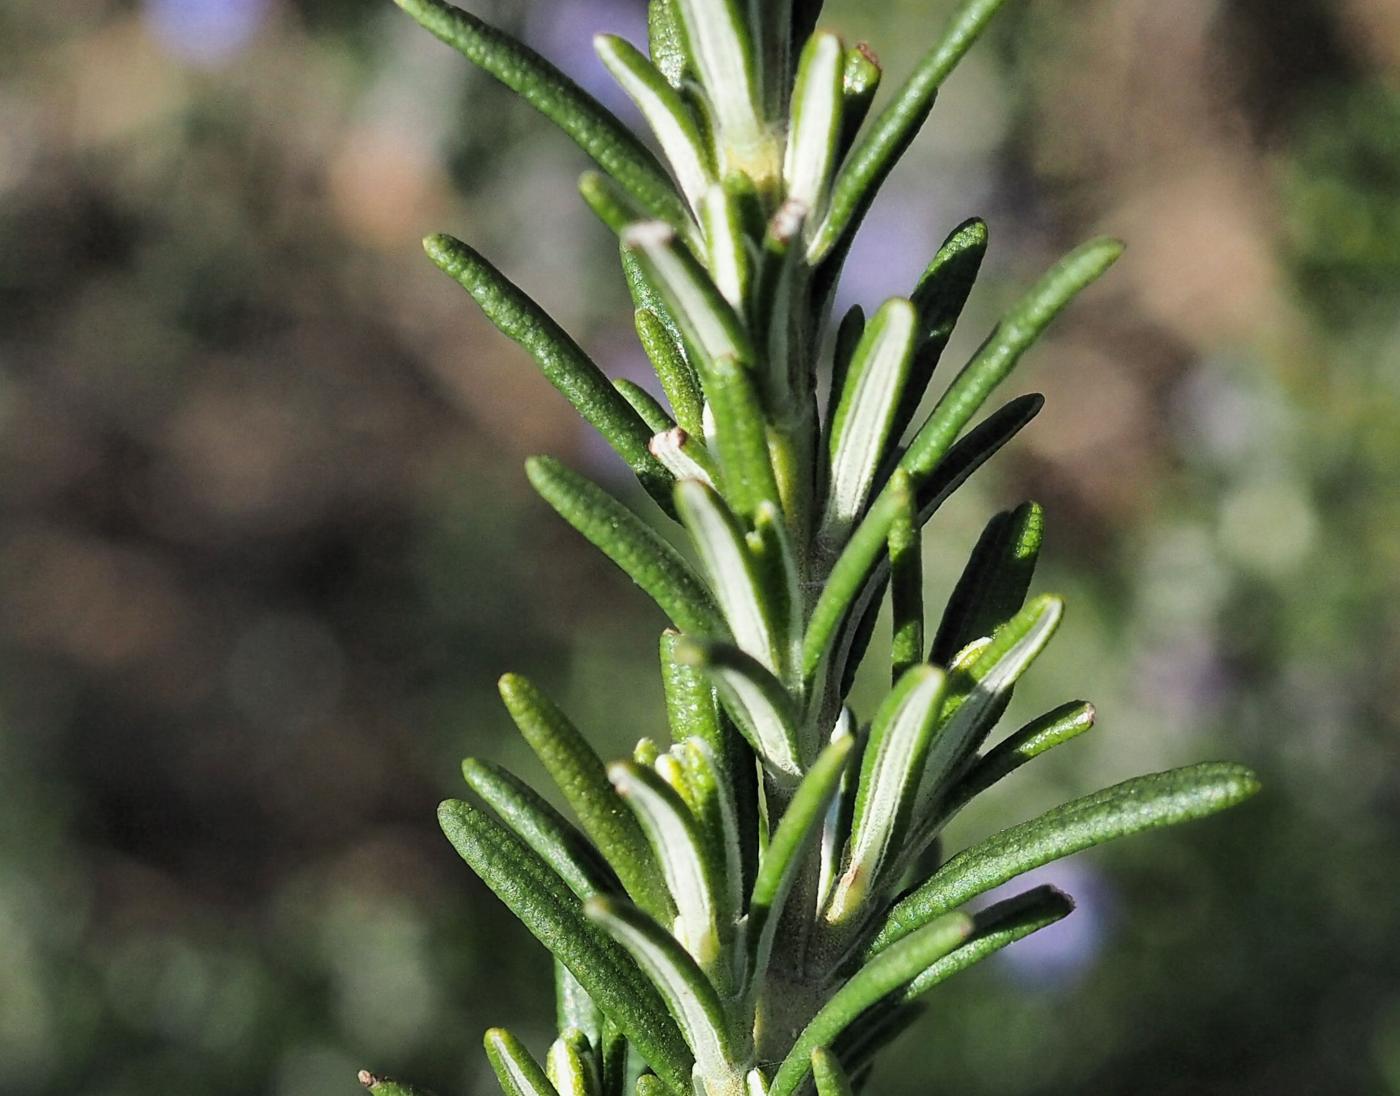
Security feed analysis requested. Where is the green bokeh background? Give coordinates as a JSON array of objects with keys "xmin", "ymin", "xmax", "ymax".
[{"xmin": 2, "ymin": 0, "xmax": 1397, "ymax": 1093}]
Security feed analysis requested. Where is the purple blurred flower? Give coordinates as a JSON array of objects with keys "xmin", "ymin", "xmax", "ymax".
[
  {"xmin": 144, "ymin": 0, "xmax": 271, "ymax": 68},
  {"xmin": 983, "ymin": 861, "xmax": 1114, "ymax": 990}
]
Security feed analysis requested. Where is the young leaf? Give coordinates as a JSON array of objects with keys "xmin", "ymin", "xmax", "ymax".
[
  {"xmin": 748, "ymin": 732, "xmax": 855, "ymax": 979},
  {"xmin": 650, "ymin": 428, "xmax": 718, "ymax": 486},
  {"xmin": 635, "ymin": 307, "xmax": 705, "ymax": 437},
  {"xmin": 768, "ymin": 912, "xmax": 974, "ymax": 1096},
  {"xmin": 671, "ymin": 0, "xmax": 765, "ymax": 162},
  {"xmin": 749, "ymin": 501, "xmax": 803, "ymax": 688},
  {"xmin": 525, "ymin": 456, "xmax": 723, "ymax": 637},
  {"xmin": 609, "ymin": 761, "xmax": 723, "ymax": 966},
  {"xmin": 915, "ymin": 593, "xmax": 1064, "ymax": 816},
  {"xmin": 595, "ymin": 34, "xmax": 713, "ymax": 214},
  {"xmin": 825, "ymin": 665, "xmax": 947, "ymax": 923},
  {"xmin": 701, "ymin": 184, "xmax": 752, "ymax": 311},
  {"xmin": 439, "ymin": 802, "xmax": 691, "ymax": 1092},
  {"xmin": 585, "ymin": 896, "xmax": 736, "ymax": 1079},
  {"xmin": 820, "ymin": 297, "xmax": 918, "ymax": 544},
  {"xmin": 393, "ymin": 0, "xmax": 687, "ymax": 226},
  {"xmin": 499, "ymin": 674, "xmax": 676, "ymax": 921},
  {"xmin": 680, "ymin": 739, "xmax": 745, "ymax": 936},
  {"xmin": 358, "ymin": 1072, "xmax": 439, "ymax": 1096},
  {"xmin": 485, "ymin": 1028, "xmax": 561, "ymax": 1096},
  {"xmin": 783, "ymin": 32, "xmax": 845, "ymax": 221},
  {"xmin": 462, "ymin": 758, "xmax": 618, "ymax": 900},
  {"xmin": 868, "ymin": 762, "xmax": 1261, "ymax": 956},
  {"xmin": 810, "ymin": 0, "xmax": 1018, "ymax": 261},
  {"xmin": 837, "ymin": 45, "xmax": 882, "ymax": 157},
  {"xmin": 930, "ymin": 501, "xmax": 1043, "ymax": 665},
  {"xmin": 623, "ymin": 223, "xmax": 754, "ymax": 370},
  {"xmin": 887, "ymin": 471, "xmax": 922, "ymax": 683},
  {"xmin": 810, "ymin": 1047, "xmax": 854, "ymax": 1096},
  {"xmin": 660, "ymin": 630, "xmax": 725, "ymax": 757},
  {"xmin": 674, "ymin": 637, "xmax": 803, "ymax": 783},
  {"xmin": 555, "ymin": 964, "xmax": 603, "ymax": 1052},
  {"xmin": 618, "ymin": 379, "xmax": 677, "ymax": 435},
  {"xmin": 893, "ymin": 217, "xmax": 988, "ymax": 441},
  {"xmin": 944, "ymin": 700, "xmax": 1095, "ymax": 812},
  {"xmin": 675, "ymin": 479, "xmax": 779, "ymax": 670},
  {"xmin": 425, "ymin": 235, "xmax": 669, "ymax": 498},
  {"xmin": 900, "ymin": 237, "xmax": 1124, "ymax": 484},
  {"xmin": 599, "ymin": 1020, "xmax": 628, "ymax": 1096},
  {"xmin": 548, "ymin": 1030, "xmax": 599, "ymax": 1096},
  {"xmin": 648, "ymin": 0, "xmax": 688, "ymax": 87},
  {"xmin": 705, "ymin": 354, "xmax": 784, "ymax": 518}
]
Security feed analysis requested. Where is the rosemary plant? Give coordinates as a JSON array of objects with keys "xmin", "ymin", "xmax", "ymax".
[{"xmin": 362, "ymin": 0, "xmax": 1259, "ymax": 1093}]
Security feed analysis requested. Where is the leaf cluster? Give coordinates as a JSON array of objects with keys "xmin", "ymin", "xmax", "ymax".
[{"xmin": 366, "ymin": 0, "xmax": 1260, "ymax": 1093}]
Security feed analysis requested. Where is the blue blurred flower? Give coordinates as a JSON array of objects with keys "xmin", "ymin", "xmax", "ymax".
[{"xmin": 144, "ymin": 0, "xmax": 271, "ymax": 68}]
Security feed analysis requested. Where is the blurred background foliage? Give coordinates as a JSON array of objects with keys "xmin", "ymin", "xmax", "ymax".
[{"xmin": 1, "ymin": 0, "xmax": 1398, "ymax": 1093}]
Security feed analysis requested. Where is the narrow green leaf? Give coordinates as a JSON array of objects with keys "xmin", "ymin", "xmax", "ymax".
[
  {"xmin": 648, "ymin": 0, "xmax": 689, "ymax": 87},
  {"xmin": 898, "ymin": 885, "xmax": 1074, "ymax": 1002},
  {"xmin": 869, "ymin": 762, "xmax": 1261, "ymax": 956},
  {"xmin": 610, "ymin": 761, "xmax": 723, "ymax": 966},
  {"xmin": 484, "ymin": 1028, "xmax": 561, "ymax": 1096},
  {"xmin": 887, "ymin": 471, "xmax": 922, "ymax": 683},
  {"xmin": 425, "ymin": 234, "xmax": 669, "ymax": 498},
  {"xmin": 660, "ymin": 630, "xmax": 725, "ymax": 757},
  {"xmin": 634, "ymin": 1076, "xmax": 668, "ymax": 1096},
  {"xmin": 675, "ymin": 479, "xmax": 778, "ymax": 669},
  {"xmin": 749, "ymin": 732, "xmax": 854, "ymax": 978},
  {"xmin": 825, "ymin": 304, "xmax": 866, "ymax": 431},
  {"xmin": 394, "ymin": 0, "xmax": 686, "ymax": 226},
  {"xmin": 635, "ymin": 307, "xmax": 705, "ymax": 437},
  {"xmin": 679, "ymin": 738, "xmax": 745, "ymax": 938},
  {"xmin": 915, "ymin": 593, "xmax": 1063, "ymax": 817},
  {"xmin": 499, "ymin": 673, "xmax": 676, "ymax": 921},
  {"xmin": 462, "ymin": 758, "xmax": 618, "ymax": 900},
  {"xmin": 705, "ymin": 354, "xmax": 784, "ymax": 519},
  {"xmin": 810, "ymin": 1048, "xmax": 854, "ymax": 1096},
  {"xmin": 596, "ymin": 34, "xmax": 713, "ymax": 213},
  {"xmin": 810, "ymin": 0, "xmax": 1017, "ymax": 261},
  {"xmin": 585, "ymin": 896, "xmax": 736, "ymax": 1079},
  {"xmin": 358, "ymin": 1071, "xmax": 438, "ymax": 1096},
  {"xmin": 526, "ymin": 456, "xmax": 723, "ymax": 637},
  {"xmin": 783, "ymin": 32, "xmax": 845, "ymax": 221},
  {"xmin": 650, "ymin": 427, "xmax": 717, "ymax": 485},
  {"xmin": 616, "ymin": 379, "xmax": 677, "ymax": 434},
  {"xmin": 579, "ymin": 170, "xmax": 662, "ymax": 242},
  {"xmin": 826, "ymin": 665, "xmax": 947, "ymax": 923},
  {"xmin": 931, "ymin": 501, "xmax": 1043, "ymax": 665},
  {"xmin": 439, "ymin": 803, "xmax": 691, "ymax": 1091},
  {"xmin": 947, "ymin": 700, "xmax": 1095, "ymax": 813},
  {"xmin": 820, "ymin": 297, "xmax": 918, "ymax": 544},
  {"xmin": 900, "ymin": 237, "xmax": 1124, "ymax": 484},
  {"xmin": 746, "ymin": 1067, "xmax": 771, "ymax": 1096},
  {"xmin": 555, "ymin": 964, "xmax": 603, "ymax": 1052},
  {"xmin": 749, "ymin": 501, "xmax": 803, "ymax": 688},
  {"xmin": 548, "ymin": 1030, "xmax": 599, "ymax": 1096},
  {"xmin": 599, "ymin": 1020, "xmax": 628, "ymax": 1096},
  {"xmin": 837, "ymin": 45, "xmax": 882, "ymax": 157},
  {"xmin": 672, "ymin": 0, "xmax": 764, "ymax": 159},
  {"xmin": 893, "ymin": 217, "xmax": 988, "ymax": 442},
  {"xmin": 701, "ymin": 184, "xmax": 752, "ymax": 311},
  {"xmin": 623, "ymin": 223, "xmax": 754, "ymax": 370},
  {"xmin": 751, "ymin": 201, "xmax": 810, "ymax": 406},
  {"xmin": 674, "ymin": 636, "xmax": 803, "ymax": 783},
  {"xmin": 768, "ymin": 913, "xmax": 974, "ymax": 1096},
  {"xmin": 806, "ymin": 393, "xmax": 1044, "ymax": 682}
]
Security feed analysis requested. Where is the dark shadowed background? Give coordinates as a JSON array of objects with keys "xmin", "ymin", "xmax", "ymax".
[{"xmin": 2, "ymin": 0, "xmax": 1398, "ymax": 1093}]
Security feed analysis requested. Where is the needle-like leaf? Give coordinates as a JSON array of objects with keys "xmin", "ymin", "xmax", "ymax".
[
  {"xmin": 768, "ymin": 913, "xmax": 974, "ymax": 1096},
  {"xmin": 672, "ymin": 0, "xmax": 765, "ymax": 164},
  {"xmin": 548, "ymin": 1030, "xmax": 599, "ymax": 1096},
  {"xmin": 650, "ymin": 428, "xmax": 718, "ymax": 486},
  {"xmin": 674, "ymin": 637, "xmax": 803, "ymax": 783},
  {"xmin": 887, "ymin": 471, "xmax": 922, "ymax": 682},
  {"xmin": 931, "ymin": 501, "xmax": 1043, "ymax": 665},
  {"xmin": 596, "ymin": 35, "xmax": 713, "ymax": 214},
  {"xmin": 900, "ymin": 237, "xmax": 1123, "ymax": 484},
  {"xmin": 526, "ymin": 456, "xmax": 723, "ymax": 637},
  {"xmin": 869, "ymin": 762, "xmax": 1261, "ymax": 957},
  {"xmin": 555, "ymin": 964, "xmax": 603, "ymax": 1053},
  {"xmin": 675, "ymin": 479, "xmax": 779, "ymax": 670},
  {"xmin": 783, "ymin": 32, "xmax": 845, "ymax": 222},
  {"xmin": 943, "ymin": 700, "xmax": 1096, "ymax": 814},
  {"xmin": 701, "ymin": 184, "xmax": 752, "ymax": 312},
  {"xmin": 648, "ymin": 0, "xmax": 688, "ymax": 87},
  {"xmin": 826, "ymin": 665, "xmax": 947, "ymax": 923},
  {"xmin": 500, "ymin": 673, "xmax": 676, "ymax": 921},
  {"xmin": 810, "ymin": 1047, "xmax": 854, "ymax": 1096},
  {"xmin": 358, "ymin": 1072, "xmax": 439, "ymax": 1096},
  {"xmin": 440, "ymin": 802, "xmax": 692, "ymax": 1091},
  {"xmin": 425, "ymin": 235, "xmax": 669, "ymax": 499},
  {"xmin": 609, "ymin": 761, "xmax": 724, "ymax": 967},
  {"xmin": 820, "ymin": 297, "xmax": 918, "ymax": 544},
  {"xmin": 393, "ymin": 0, "xmax": 687, "ymax": 226},
  {"xmin": 585, "ymin": 896, "xmax": 737, "ymax": 1080},
  {"xmin": 462, "ymin": 758, "xmax": 619, "ymax": 900},
  {"xmin": 618, "ymin": 380, "xmax": 678, "ymax": 435},
  {"xmin": 485, "ymin": 1028, "xmax": 562, "ymax": 1096},
  {"xmin": 705, "ymin": 354, "xmax": 784, "ymax": 518},
  {"xmin": 810, "ymin": 0, "xmax": 1017, "ymax": 261},
  {"xmin": 635, "ymin": 308, "xmax": 705, "ymax": 437}
]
